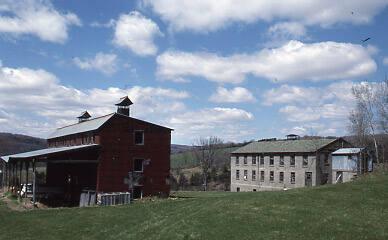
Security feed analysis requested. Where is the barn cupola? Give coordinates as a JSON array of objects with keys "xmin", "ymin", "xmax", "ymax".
[
  {"xmin": 115, "ymin": 96, "xmax": 133, "ymax": 116},
  {"xmin": 77, "ymin": 111, "xmax": 91, "ymax": 123}
]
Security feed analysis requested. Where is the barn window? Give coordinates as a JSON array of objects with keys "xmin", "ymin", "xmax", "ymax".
[
  {"xmin": 134, "ymin": 130, "xmax": 144, "ymax": 145},
  {"xmin": 243, "ymin": 156, "xmax": 247, "ymax": 165},
  {"xmin": 279, "ymin": 156, "xmax": 284, "ymax": 166},
  {"xmin": 252, "ymin": 170, "xmax": 256, "ymax": 181},
  {"xmin": 134, "ymin": 159, "xmax": 144, "ymax": 172},
  {"xmin": 243, "ymin": 170, "xmax": 248, "ymax": 180},
  {"xmin": 270, "ymin": 171, "xmax": 274, "ymax": 182},
  {"xmin": 279, "ymin": 172, "xmax": 284, "ymax": 183},
  {"xmin": 236, "ymin": 170, "xmax": 240, "ymax": 180},
  {"xmin": 290, "ymin": 172, "xmax": 296, "ymax": 184},
  {"xmin": 260, "ymin": 155, "xmax": 264, "ymax": 165},
  {"xmin": 235, "ymin": 157, "xmax": 239, "ymax": 165},
  {"xmin": 290, "ymin": 155, "xmax": 296, "ymax": 167},
  {"xmin": 303, "ymin": 156, "xmax": 308, "ymax": 167},
  {"xmin": 269, "ymin": 156, "xmax": 274, "ymax": 166},
  {"xmin": 252, "ymin": 156, "xmax": 257, "ymax": 165},
  {"xmin": 260, "ymin": 171, "xmax": 264, "ymax": 182}
]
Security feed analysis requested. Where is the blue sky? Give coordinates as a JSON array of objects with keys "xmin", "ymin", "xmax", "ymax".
[{"xmin": 0, "ymin": 0, "xmax": 388, "ymax": 144}]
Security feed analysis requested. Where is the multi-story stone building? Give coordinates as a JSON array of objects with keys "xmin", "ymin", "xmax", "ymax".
[{"xmin": 230, "ymin": 136, "xmax": 351, "ymax": 192}]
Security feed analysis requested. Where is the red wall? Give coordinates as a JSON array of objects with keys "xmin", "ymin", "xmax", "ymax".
[
  {"xmin": 96, "ymin": 115, "xmax": 171, "ymax": 196},
  {"xmin": 47, "ymin": 113, "xmax": 171, "ymax": 197}
]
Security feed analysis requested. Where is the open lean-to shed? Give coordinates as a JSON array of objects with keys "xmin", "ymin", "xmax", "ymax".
[
  {"xmin": 1, "ymin": 96, "xmax": 172, "ymax": 206},
  {"xmin": 331, "ymin": 148, "xmax": 372, "ymax": 184}
]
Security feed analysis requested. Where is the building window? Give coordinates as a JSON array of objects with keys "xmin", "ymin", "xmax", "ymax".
[
  {"xmin": 244, "ymin": 170, "xmax": 248, "ymax": 181},
  {"xmin": 303, "ymin": 155, "xmax": 308, "ymax": 167},
  {"xmin": 260, "ymin": 155, "xmax": 264, "ymax": 165},
  {"xmin": 236, "ymin": 170, "xmax": 240, "ymax": 180},
  {"xmin": 252, "ymin": 156, "xmax": 257, "ymax": 165},
  {"xmin": 290, "ymin": 155, "xmax": 295, "ymax": 167},
  {"xmin": 134, "ymin": 130, "xmax": 144, "ymax": 145},
  {"xmin": 279, "ymin": 172, "xmax": 284, "ymax": 183},
  {"xmin": 134, "ymin": 159, "xmax": 144, "ymax": 172},
  {"xmin": 243, "ymin": 156, "xmax": 248, "ymax": 165},
  {"xmin": 269, "ymin": 156, "xmax": 274, "ymax": 166},
  {"xmin": 260, "ymin": 171, "xmax": 264, "ymax": 182},
  {"xmin": 235, "ymin": 157, "xmax": 239, "ymax": 165},
  {"xmin": 236, "ymin": 187, "xmax": 240, "ymax": 192},
  {"xmin": 252, "ymin": 170, "xmax": 256, "ymax": 181},
  {"xmin": 291, "ymin": 172, "xmax": 296, "ymax": 184},
  {"xmin": 270, "ymin": 171, "xmax": 274, "ymax": 182},
  {"xmin": 279, "ymin": 156, "xmax": 284, "ymax": 166}
]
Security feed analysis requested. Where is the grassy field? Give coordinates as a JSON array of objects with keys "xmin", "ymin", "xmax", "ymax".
[
  {"xmin": 171, "ymin": 147, "xmax": 238, "ymax": 169},
  {"xmin": 1, "ymin": 173, "xmax": 387, "ymax": 240}
]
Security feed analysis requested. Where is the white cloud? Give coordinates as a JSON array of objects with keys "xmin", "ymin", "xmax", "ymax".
[
  {"xmin": 73, "ymin": 52, "xmax": 118, "ymax": 75},
  {"xmin": 209, "ymin": 87, "xmax": 256, "ymax": 103},
  {"xmin": 0, "ymin": 0, "xmax": 81, "ymax": 43},
  {"xmin": 383, "ymin": 57, "xmax": 388, "ymax": 65},
  {"xmin": 264, "ymin": 81, "xmax": 383, "ymax": 137},
  {"xmin": 169, "ymin": 107, "xmax": 254, "ymax": 142},
  {"xmin": 0, "ymin": 62, "xmax": 256, "ymax": 143},
  {"xmin": 157, "ymin": 41, "xmax": 376, "ymax": 84},
  {"xmin": 0, "ymin": 62, "xmax": 189, "ymax": 137},
  {"xmin": 268, "ymin": 22, "xmax": 307, "ymax": 40},
  {"xmin": 143, "ymin": 0, "xmax": 388, "ymax": 32},
  {"xmin": 113, "ymin": 11, "xmax": 163, "ymax": 56}
]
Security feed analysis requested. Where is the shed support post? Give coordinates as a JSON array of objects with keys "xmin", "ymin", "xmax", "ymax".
[
  {"xmin": 32, "ymin": 159, "xmax": 36, "ymax": 208},
  {"xmin": 7, "ymin": 163, "xmax": 10, "ymax": 191},
  {"xmin": 25, "ymin": 161, "xmax": 29, "ymax": 199},
  {"xmin": 18, "ymin": 161, "xmax": 22, "ymax": 200}
]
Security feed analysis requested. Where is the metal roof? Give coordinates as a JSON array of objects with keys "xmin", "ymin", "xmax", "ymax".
[
  {"xmin": 1, "ymin": 144, "xmax": 99, "ymax": 162},
  {"xmin": 332, "ymin": 148, "xmax": 364, "ymax": 155},
  {"xmin": 232, "ymin": 138, "xmax": 338, "ymax": 154},
  {"xmin": 48, "ymin": 113, "xmax": 114, "ymax": 139}
]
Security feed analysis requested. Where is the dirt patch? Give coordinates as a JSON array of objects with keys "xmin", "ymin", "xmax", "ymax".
[{"xmin": 0, "ymin": 192, "xmax": 47, "ymax": 211}]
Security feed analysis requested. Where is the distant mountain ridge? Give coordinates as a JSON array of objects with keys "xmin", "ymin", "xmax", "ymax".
[{"xmin": 0, "ymin": 132, "xmax": 47, "ymax": 156}]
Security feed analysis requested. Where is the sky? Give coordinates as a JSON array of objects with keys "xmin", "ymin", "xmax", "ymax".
[{"xmin": 0, "ymin": 0, "xmax": 388, "ymax": 144}]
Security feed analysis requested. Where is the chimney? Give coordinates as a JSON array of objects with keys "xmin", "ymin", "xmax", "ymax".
[
  {"xmin": 77, "ymin": 111, "xmax": 91, "ymax": 123},
  {"xmin": 115, "ymin": 96, "xmax": 133, "ymax": 116}
]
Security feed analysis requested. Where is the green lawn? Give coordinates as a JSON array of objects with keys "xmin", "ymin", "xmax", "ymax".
[{"xmin": 1, "ymin": 173, "xmax": 387, "ymax": 240}]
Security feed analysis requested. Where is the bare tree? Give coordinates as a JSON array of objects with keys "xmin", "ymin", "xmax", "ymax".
[
  {"xmin": 349, "ymin": 80, "xmax": 388, "ymax": 164},
  {"xmin": 375, "ymin": 77, "xmax": 388, "ymax": 134},
  {"xmin": 192, "ymin": 137, "xmax": 223, "ymax": 191}
]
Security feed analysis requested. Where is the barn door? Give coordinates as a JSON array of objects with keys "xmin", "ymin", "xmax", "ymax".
[{"xmin": 305, "ymin": 172, "xmax": 312, "ymax": 187}]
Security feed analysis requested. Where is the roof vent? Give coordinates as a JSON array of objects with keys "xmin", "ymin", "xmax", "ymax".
[
  {"xmin": 115, "ymin": 96, "xmax": 133, "ymax": 116},
  {"xmin": 77, "ymin": 111, "xmax": 91, "ymax": 123},
  {"xmin": 286, "ymin": 134, "xmax": 300, "ymax": 140}
]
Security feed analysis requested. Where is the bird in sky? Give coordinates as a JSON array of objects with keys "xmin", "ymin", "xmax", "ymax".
[{"xmin": 362, "ymin": 37, "xmax": 371, "ymax": 43}]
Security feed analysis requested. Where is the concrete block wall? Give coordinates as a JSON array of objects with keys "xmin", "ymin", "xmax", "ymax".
[{"xmin": 231, "ymin": 154, "xmax": 317, "ymax": 192}]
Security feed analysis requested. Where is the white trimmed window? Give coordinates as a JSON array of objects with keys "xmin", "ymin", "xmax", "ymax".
[
  {"xmin": 134, "ymin": 158, "xmax": 144, "ymax": 172},
  {"xmin": 134, "ymin": 130, "xmax": 144, "ymax": 145}
]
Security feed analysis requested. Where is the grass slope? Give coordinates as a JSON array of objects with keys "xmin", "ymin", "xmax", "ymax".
[{"xmin": 1, "ymin": 174, "xmax": 387, "ymax": 240}]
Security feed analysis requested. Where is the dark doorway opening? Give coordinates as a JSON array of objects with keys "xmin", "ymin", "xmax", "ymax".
[
  {"xmin": 336, "ymin": 171, "xmax": 343, "ymax": 183},
  {"xmin": 133, "ymin": 186, "xmax": 143, "ymax": 199},
  {"xmin": 305, "ymin": 172, "xmax": 312, "ymax": 187}
]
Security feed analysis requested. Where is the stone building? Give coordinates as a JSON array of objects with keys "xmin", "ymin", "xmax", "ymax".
[{"xmin": 230, "ymin": 136, "xmax": 351, "ymax": 192}]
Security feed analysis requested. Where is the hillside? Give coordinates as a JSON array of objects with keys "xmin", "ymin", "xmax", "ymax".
[
  {"xmin": 0, "ymin": 173, "xmax": 387, "ymax": 239},
  {"xmin": 0, "ymin": 132, "xmax": 47, "ymax": 156}
]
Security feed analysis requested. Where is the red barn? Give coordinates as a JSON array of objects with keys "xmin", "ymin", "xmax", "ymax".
[{"xmin": 1, "ymin": 96, "xmax": 172, "ymax": 205}]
